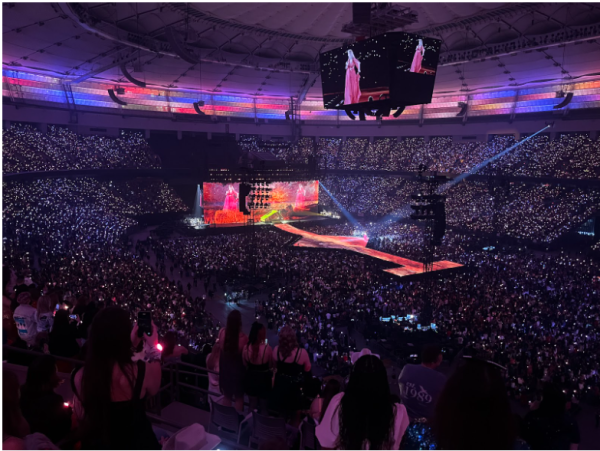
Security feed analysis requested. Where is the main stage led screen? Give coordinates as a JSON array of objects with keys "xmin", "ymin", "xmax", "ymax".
[
  {"xmin": 203, "ymin": 181, "xmax": 319, "ymax": 225},
  {"xmin": 320, "ymin": 32, "xmax": 441, "ymax": 109}
]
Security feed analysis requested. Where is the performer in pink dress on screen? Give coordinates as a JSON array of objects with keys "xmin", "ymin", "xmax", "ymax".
[
  {"xmin": 410, "ymin": 39, "xmax": 425, "ymax": 74},
  {"xmin": 295, "ymin": 185, "xmax": 306, "ymax": 210},
  {"xmin": 223, "ymin": 185, "xmax": 238, "ymax": 211},
  {"xmin": 344, "ymin": 49, "xmax": 361, "ymax": 105}
]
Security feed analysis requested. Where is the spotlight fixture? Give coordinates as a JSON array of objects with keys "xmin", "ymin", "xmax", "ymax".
[
  {"xmin": 456, "ymin": 102, "xmax": 468, "ymax": 117},
  {"xmin": 285, "ymin": 110, "xmax": 291, "ymax": 120},
  {"xmin": 119, "ymin": 64, "xmax": 146, "ymax": 88},
  {"xmin": 393, "ymin": 106, "xmax": 406, "ymax": 118},
  {"xmin": 553, "ymin": 92, "xmax": 573, "ymax": 109},
  {"xmin": 108, "ymin": 89, "xmax": 127, "ymax": 106},
  {"xmin": 193, "ymin": 101, "xmax": 205, "ymax": 115},
  {"xmin": 344, "ymin": 109, "xmax": 356, "ymax": 120}
]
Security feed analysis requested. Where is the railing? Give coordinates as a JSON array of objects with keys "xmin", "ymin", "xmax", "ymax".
[
  {"xmin": 1, "ymin": 345, "xmax": 222, "ymax": 408},
  {"xmin": 3, "ymin": 345, "xmax": 83, "ymax": 366}
]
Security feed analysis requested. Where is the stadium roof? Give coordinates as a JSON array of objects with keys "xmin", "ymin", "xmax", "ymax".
[{"xmin": 3, "ymin": 2, "xmax": 600, "ymax": 115}]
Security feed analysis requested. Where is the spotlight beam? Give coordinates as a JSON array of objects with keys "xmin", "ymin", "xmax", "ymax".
[
  {"xmin": 320, "ymin": 182, "xmax": 359, "ymax": 226},
  {"xmin": 376, "ymin": 124, "xmax": 551, "ymax": 227},
  {"xmin": 440, "ymin": 125, "xmax": 551, "ymax": 190}
]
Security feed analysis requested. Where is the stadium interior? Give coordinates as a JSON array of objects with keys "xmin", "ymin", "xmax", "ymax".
[{"xmin": 3, "ymin": 2, "xmax": 600, "ymax": 450}]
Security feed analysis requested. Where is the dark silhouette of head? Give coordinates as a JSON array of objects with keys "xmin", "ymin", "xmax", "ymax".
[
  {"xmin": 162, "ymin": 330, "xmax": 177, "ymax": 359},
  {"xmin": 22, "ymin": 355, "xmax": 60, "ymax": 397},
  {"xmin": 50, "ymin": 309, "xmax": 71, "ymax": 336},
  {"xmin": 421, "ymin": 344, "xmax": 443, "ymax": 368},
  {"xmin": 248, "ymin": 321, "xmax": 266, "ymax": 361},
  {"xmin": 538, "ymin": 383, "xmax": 567, "ymax": 417},
  {"xmin": 337, "ymin": 355, "xmax": 394, "ymax": 449},
  {"xmin": 433, "ymin": 358, "xmax": 515, "ymax": 450}
]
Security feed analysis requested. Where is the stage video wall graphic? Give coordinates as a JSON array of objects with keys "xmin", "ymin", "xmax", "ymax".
[
  {"xmin": 203, "ymin": 181, "xmax": 319, "ymax": 225},
  {"xmin": 320, "ymin": 32, "xmax": 441, "ymax": 109}
]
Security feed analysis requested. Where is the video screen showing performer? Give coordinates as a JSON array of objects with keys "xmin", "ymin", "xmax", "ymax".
[
  {"xmin": 320, "ymin": 38, "xmax": 391, "ymax": 109},
  {"xmin": 395, "ymin": 34, "xmax": 441, "ymax": 76},
  {"xmin": 390, "ymin": 32, "xmax": 441, "ymax": 105},
  {"xmin": 222, "ymin": 185, "xmax": 239, "ymax": 211},
  {"xmin": 203, "ymin": 181, "xmax": 319, "ymax": 225}
]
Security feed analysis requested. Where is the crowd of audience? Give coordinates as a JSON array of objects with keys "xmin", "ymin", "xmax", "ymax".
[
  {"xmin": 3, "ymin": 124, "xmax": 161, "ymax": 173},
  {"xmin": 2, "ymin": 177, "xmax": 217, "ymax": 355},
  {"xmin": 318, "ymin": 177, "xmax": 600, "ymax": 243},
  {"xmin": 2, "ymin": 125, "xmax": 598, "ymax": 449},
  {"xmin": 235, "ymin": 133, "xmax": 600, "ymax": 179},
  {"xmin": 5, "ymin": 124, "xmax": 599, "ymax": 181}
]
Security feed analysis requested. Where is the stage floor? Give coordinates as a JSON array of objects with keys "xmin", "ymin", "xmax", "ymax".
[{"xmin": 275, "ymin": 224, "xmax": 463, "ymax": 278}]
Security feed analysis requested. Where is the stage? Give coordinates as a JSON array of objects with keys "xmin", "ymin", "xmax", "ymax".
[{"xmin": 275, "ymin": 224, "xmax": 463, "ymax": 278}]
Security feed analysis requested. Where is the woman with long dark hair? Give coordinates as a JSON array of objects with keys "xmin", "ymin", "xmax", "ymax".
[
  {"xmin": 433, "ymin": 358, "xmax": 516, "ymax": 450},
  {"xmin": 270, "ymin": 326, "xmax": 312, "ymax": 424},
  {"xmin": 317, "ymin": 354, "xmax": 409, "ymax": 449},
  {"xmin": 218, "ymin": 309, "xmax": 248, "ymax": 412},
  {"xmin": 243, "ymin": 322, "xmax": 273, "ymax": 411},
  {"xmin": 72, "ymin": 307, "xmax": 162, "ymax": 449},
  {"xmin": 20, "ymin": 355, "xmax": 72, "ymax": 444}
]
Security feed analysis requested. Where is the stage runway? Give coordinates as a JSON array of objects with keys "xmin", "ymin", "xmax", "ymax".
[{"xmin": 275, "ymin": 224, "xmax": 462, "ymax": 278}]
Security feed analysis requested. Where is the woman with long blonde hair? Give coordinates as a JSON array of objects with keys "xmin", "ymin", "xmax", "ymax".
[
  {"xmin": 410, "ymin": 39, "xmax": 425, "ymax": 73},
  {"xmin": 344, "ymin": 49, "xmax": 362, "ymax": 105}
]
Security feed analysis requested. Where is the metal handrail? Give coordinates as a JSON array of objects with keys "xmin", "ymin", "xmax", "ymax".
[{"xmin": 3, "ymin": 345, "xmax": 83, "ymax": 366}]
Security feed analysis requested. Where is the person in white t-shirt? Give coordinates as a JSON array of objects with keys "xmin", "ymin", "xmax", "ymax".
[
  {"xmin": 13, "ymin": 292, "xmax": 37, "ymax": 346},
  {"xmin": 316, "ymin": 353, "xmax": 409, "ymax": 449}
]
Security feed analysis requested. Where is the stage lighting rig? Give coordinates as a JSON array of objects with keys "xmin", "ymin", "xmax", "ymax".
[
  {"xmin": 553, "ymin": 92, "xmax": 573, "ymax": 109},
  {"xmin": 393, "ymin": 106, "xmax": 406, "ymax": 118},
  {"xmin": 108, "ymin": 88, "xmax": 127, "ymax": 106}
]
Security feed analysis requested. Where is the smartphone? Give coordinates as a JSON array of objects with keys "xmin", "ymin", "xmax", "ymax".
[
  {"xmin": 137, "ymin": 311, "xmax": 152, "ymax": 337},
  {"xmin": 69, "ymin": 315, "xmax": 78, "ymax": 321},
  {"xmin": 265, "ymin": 338, "xmax": 268, "ymax": 345}
]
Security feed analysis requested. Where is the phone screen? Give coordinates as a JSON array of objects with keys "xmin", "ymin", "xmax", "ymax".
[
  {"xmin": 69, "ymin": 315, "xmax": 78, "ymax": 320},
  {"xmin": 138, "ymin": 311, "xmax": 152, "ymax": 337}
]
